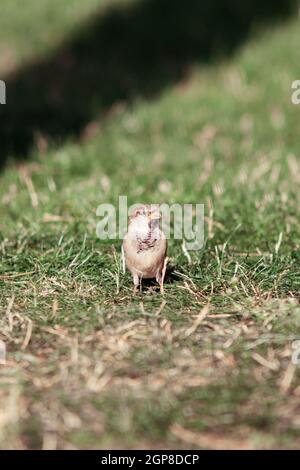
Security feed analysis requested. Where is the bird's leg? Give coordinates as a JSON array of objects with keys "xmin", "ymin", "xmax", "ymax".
[
  {"xmin": 133, "ymin": 273, "xmax": 139, "ymax": 295},
  {"xmin": 139, "ymin": 275, "xmax": 143, "ymax": 293},
  {"xmin": 157, "ymin": 257, "xmax": 169, "ymax": 294}
]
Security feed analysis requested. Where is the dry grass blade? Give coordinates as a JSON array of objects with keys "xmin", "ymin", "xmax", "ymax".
[
  {"xmin": 280, "ymin": 363, "xmax": 296, "ymax": 394},
  {"xmin": 170, "ymin": 423, "xmax": 253, "ymax": 450},
  {"xmin": 0, "ymin": 271, "xmax": 35, "ymax": 280},
  {"xmin": 252, "ymin": 353, "xmax": 279, "ymax": 371},
  {"xmin": 21, "ymin": 318, "xmax": 33, "ymax": 349},
  {"xmin": 5, "ymin": 295, "xmax": 15, "ymax": 332},
  {"xmin": 185, "ymin": 303, "xmax": 210, "ymax": 337}
]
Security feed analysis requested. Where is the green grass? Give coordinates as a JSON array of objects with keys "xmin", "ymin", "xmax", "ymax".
[{"xmin": 1, "ymin": 0, "xmax": 300, "ymax": 449}]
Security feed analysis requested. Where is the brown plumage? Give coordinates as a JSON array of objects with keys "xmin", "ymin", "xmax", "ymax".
[{"xmin": 123, "ymin": 204, "xmax": 168, "ymax": 293}]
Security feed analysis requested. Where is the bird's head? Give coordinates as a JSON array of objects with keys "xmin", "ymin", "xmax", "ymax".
[
  {"xmin": 130, "ymin": 204, "xmax": 161, "ymax": 223},
  {"xmin": 128, "ymin": 205, "xmax": 161, "ymax": 237}
]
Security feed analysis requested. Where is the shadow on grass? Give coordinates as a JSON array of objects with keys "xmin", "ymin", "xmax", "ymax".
[
  {"xmin": 134, "ymin": 265, "xmax": 191, "ymax": 293},
  {"xmin": 0, "ymin": 0, "xmax": 298, "ymax": 168}
]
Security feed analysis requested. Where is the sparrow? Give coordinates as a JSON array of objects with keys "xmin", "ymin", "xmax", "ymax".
[{"xmin": 123, "ymin": 204, "xmax": 168, "ymax": 294}]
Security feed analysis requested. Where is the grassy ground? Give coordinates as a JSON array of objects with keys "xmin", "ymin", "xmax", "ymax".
[{"xmin": 1, "ymin": 0, "xmax": 300, "ymax": 449}]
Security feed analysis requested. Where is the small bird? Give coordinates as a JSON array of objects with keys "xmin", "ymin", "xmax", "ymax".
[{"xmin": 123, "ymin": 204, "xmax": 168, "ymax": 294}]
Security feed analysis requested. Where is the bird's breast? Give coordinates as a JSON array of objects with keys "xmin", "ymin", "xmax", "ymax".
[{"xmin": 123, "ymin": 232, "xmax": 167, "ymax": 278}]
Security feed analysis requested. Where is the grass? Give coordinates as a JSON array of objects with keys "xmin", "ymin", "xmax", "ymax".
[{"xmin": 1, "ymin": 0, "xmax": 300, "ymax": 449}]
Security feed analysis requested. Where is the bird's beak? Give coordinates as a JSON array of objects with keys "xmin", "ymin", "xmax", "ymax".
[{"xmin": 148, "ymin": 212, "xmax": 161, "ymax": 221}]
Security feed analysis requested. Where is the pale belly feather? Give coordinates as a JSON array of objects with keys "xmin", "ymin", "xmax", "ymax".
[{"xmin": 123, "ymin": 235, "xmax": 167, "ymax": 279}]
